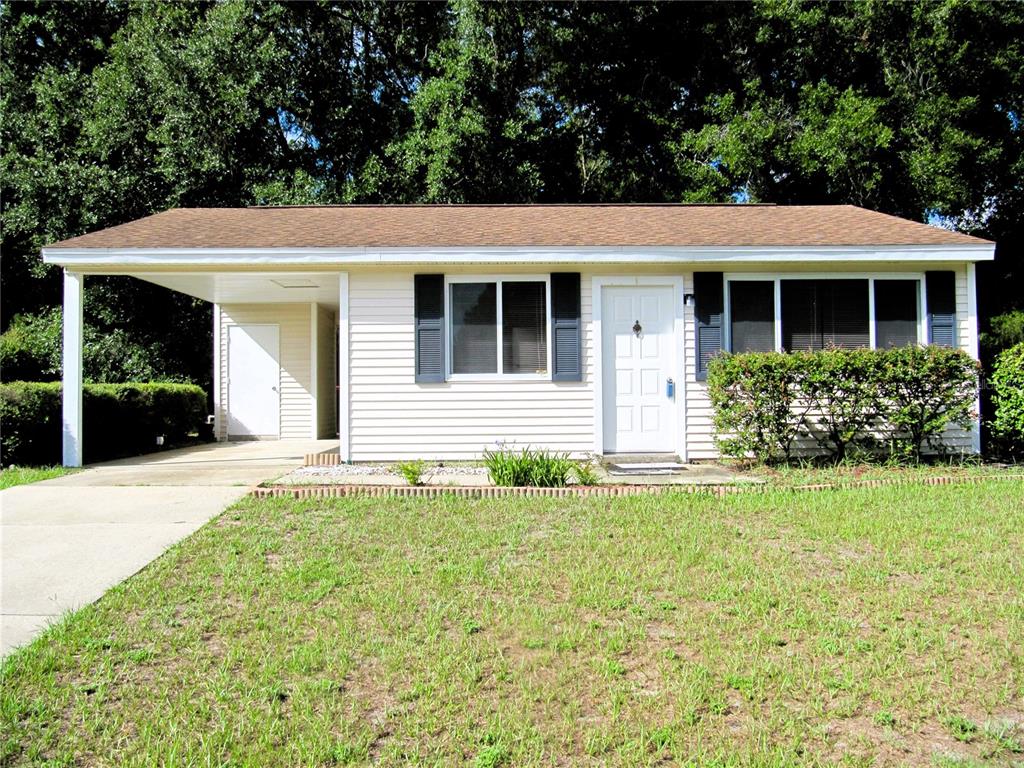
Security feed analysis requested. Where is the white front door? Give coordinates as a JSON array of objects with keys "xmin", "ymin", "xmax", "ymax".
[
  {"xmin": 602, "ymin": 286, "xmax": 676, "ymax": 453},
  {"xmin": 227, "ymin": 324, "xmax": 280, "ymax": 438}
]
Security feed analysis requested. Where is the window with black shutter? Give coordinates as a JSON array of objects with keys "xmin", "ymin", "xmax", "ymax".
[{"xmin": 729, "ymin": 280, "xmax": 775, "ymax": 353}]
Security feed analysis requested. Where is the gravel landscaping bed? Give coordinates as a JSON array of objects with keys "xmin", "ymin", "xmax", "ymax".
[{"xmin": 277, "ymin": 463, "xmax": 490, "ymax": 485}]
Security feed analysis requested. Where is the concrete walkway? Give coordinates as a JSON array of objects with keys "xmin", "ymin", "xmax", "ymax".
[{"xmin": 0, "ymin": 440, "xmax": 334, "ymax": 656}]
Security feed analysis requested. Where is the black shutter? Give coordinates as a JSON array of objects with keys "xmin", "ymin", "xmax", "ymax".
[
  {"xmin": 414, "ymin": 274, "xmax": 445, "ymax": 382},
  {"xmin": 694, "ymin": 272, "xmax": 724, "ymax": 380},
  {"xmin": 551, "ymin": 273, "xmax": 582, "ymax": 382},
  {"xmin": 926, "ymin": 271, "xmax": 956, "ymax": 347}
]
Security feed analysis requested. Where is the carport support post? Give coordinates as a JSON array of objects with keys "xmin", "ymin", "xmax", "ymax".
[{"xmin": 62, "ymin": 270, "xmax": 84, "ymax": 467}]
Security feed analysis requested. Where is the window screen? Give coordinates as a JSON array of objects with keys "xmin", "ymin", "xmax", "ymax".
[
  {"xmin": 729, "ymin": 281, "xmax": 775, "ymax": 352},
  {"xmin": 451, "ymin": 283, "xmax": 497, "ymax": 373},
  {"xmin": 874, "ymin": 279, "xmax": 919, "ymax": 348},
  {"xmin": 781, "ymin": 280, "xmax": 869, "ymax": 351},
  {"xmin": 502, "ymin": 281, "xmax": 548, "ymax": 374}
]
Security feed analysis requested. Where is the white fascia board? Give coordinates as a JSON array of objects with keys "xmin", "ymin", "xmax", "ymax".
[{"xmin": 41, "ymin": 243, "xmax": 995, "ymax": 268}]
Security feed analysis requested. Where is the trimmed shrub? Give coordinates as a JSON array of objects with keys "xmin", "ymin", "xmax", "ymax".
[
  {"xmin": 707, "ymin": 352, "xmax": 806, "ymax": 463},
  {"xmin": 799, "ymin": 348, "xmax": 884, "ymax": 461},
  {"xmin": 0, "ymin": 382, "xmax": 208, "ymax": 466},
  {"xmin": 707, "ymin": 346, "xmax": 979, "ymax": 464},
  {"xmin": 990, "ymin": 342, "xmax": 1024, "ymax": 456},
  {"xmin": 875, "ymin": 345, "xmax": 978, "ymax": 460}
]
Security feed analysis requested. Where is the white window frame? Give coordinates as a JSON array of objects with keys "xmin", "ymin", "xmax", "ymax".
[
  {"xmin": 723, "ymin": 272, "xmax": 927, "ymax": 353},
  {"xmin": 444, "ymin": 274, "xmax": 552, "ymax": 381}
]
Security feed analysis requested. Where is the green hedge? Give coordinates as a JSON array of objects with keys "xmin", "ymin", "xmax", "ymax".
[
  {"xmin": 990, "ymin": 342, "xmax": 1024, "ymax": 457},
  {"xmin": 0, "ymin": 382, "xmax": 208, "ymax": 466},
  {"xmin": 707, "ymin": 346, "xmax": 979, "ymax": 464}
]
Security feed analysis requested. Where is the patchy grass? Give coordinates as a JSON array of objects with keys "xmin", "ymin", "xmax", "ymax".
[
  {"xmin": 0, "ymin": 466, "xmax": 76, "ymax": 490},
  {"xmin": 744, "ymin": 460, "xmax": 1020, "ymax": 488},
  {"xmin": 2, "ymin": 483, "xmax": 1023, "ymax": 766}
]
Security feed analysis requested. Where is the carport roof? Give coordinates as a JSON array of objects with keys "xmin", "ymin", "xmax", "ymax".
[{"xmin": 45, "ymin": 204, "xmax": 991, "ymax": 250}]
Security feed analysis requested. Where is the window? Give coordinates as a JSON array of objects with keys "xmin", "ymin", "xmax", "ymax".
[
  {"xmin": 451, "ymin": 283, "xmax": 498, "ymax": 374},
  {"xmin": 874, "ymin": 279, "xmax": 919, "ymax": 348},
  {"xmin": 782, "ymin": 279, "xmax": 869, "ymax": 351},
  {"xmin": 729, "ymin": 281, "xmax": 775, "ymax": 353},
  {"xmin": 448, "ymin": 278, "xmax": 549, "ymax": 376},
  {"xmin": 725, "ymin": 275, "xmax": 923, "ymax": 353}
]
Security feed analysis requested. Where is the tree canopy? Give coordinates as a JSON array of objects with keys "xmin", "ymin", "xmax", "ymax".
[{"xmin": 2, "ymin": 0, "xmax": 1022, "ymax": 388}]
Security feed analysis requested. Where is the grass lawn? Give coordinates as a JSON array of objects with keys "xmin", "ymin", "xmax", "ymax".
[
  {"xmin": 737, "ymin": 461, "xmax": 1022, "ymax": 489},
  {"xmin": 2, "ymin": 483, "xmax": 1022, "ymax": 766},
  {"xmin": 0, "ymin": 466, "xmax": 76, "ymax": 490}
]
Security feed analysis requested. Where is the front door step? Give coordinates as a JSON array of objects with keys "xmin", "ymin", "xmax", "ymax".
[{"xmin": 607, "ymin": 461, "xmax": 688, "ymax": 476}]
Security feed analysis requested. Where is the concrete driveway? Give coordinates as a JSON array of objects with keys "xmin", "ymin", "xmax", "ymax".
[{"xmin": 0, "ymin": 440, "xmax": 335, "ymax": 656}]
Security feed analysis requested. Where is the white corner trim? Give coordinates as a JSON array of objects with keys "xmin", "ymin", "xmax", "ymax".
[
  {"xmin": 62, "ymin": 271, "xmax": 84, "ymax": 467},
  {"xmin": 41, "ymin": 243, "xmax": 996, "ymax": 268},
  {"xmin": 309, "ymin": 302, "xmax": 318, "ymax": 439},
  {"xmin": 212, "ymin": 304, "xmax": 222, "ymax": 441},
  {"xmin": 337, "ymin": 273, "xmax": 351, "ymax": 462},
  {"xmin": 966, "ymin": 263, "xmax": 981, "ymax": 454}
]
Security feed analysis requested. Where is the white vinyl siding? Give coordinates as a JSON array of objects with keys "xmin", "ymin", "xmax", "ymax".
[
  {"xmin": 349, "ymin": 269, "xmax": 594, "ymax": 461},
  {"xmin": 210, "ymin": 261, "xmax": 976, "ymax": 458},
  {"xmin": 216, "ymin": 303, "xmax": 314, "ymax": 440}
]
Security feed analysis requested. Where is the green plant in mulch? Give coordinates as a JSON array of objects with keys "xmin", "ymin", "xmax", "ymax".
[
  {"xmin": 395, "ymin": 459, "xmax": 427, "ymax": 486},
  {"xmin": 482, "ymin": 446, "xmax": 576, "ymax": 487}
]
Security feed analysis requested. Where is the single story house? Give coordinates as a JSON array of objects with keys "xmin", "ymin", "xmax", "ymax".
[{"xmin": 42, "ymin": 204, "xmax": 994, "ymax": 467}]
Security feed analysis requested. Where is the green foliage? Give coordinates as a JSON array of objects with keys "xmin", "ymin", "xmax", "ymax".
[
  {"xmin": 482, "ymin": 446, "xmax": 575, "ymax": 487},
  {"xmin": 876, "ymin": 346, "xmax": 979, "ymax": 461},
  {"xmin": 990, "ymin": 342, "xmax": 1024, "ymax": 457},
  {"xmin": 395, "ymin": 459, "xmax": 427, "ymax": 486},
  {"xmin": 0, "ymin": 382, "xmax": 208, "ymax": 466},
  {"xmin": 707, "ymin": 347, "xmax": 979, "ymax": 465},
  {"xmin": 982, "ymin": 311, "xmax": 1024, "ymax": 356},
  {"xmin": 707, "ymin": 352, "xmax": 806, "ymax": 464},
  {"xmin": 572, "ymin": 461, "xmax": 600, "ymax": 487},
  {"xmin": 0, "ymin": 307, "xmax": 191, "ymax": 384},
  {"xmin": 1, "ymin": 0, "xmax": 1021, "ymax": 389},
  {"xmin": 798, "ymin": 348, "xmax": 886, "ymax": 461}
]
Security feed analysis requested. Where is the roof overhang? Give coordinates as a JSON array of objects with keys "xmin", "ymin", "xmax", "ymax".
[{"xmin": 42, "ymin": 244, "xmax": 995, "ymax": 270}]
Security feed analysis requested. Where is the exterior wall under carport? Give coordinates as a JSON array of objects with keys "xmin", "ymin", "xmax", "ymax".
[{"xmin": 214, "ymin": 302, "xmax": 336, "ymax": 441}]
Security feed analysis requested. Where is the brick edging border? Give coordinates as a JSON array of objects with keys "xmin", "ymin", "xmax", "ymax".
[{"xmin": 252, "ymin": 473, "xmax": 1023, "ymax": 500}]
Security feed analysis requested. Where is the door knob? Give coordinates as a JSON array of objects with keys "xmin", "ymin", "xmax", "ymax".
[{"xmin": 632, "ymin": 320, "xmax": 642, "ymax": 337}]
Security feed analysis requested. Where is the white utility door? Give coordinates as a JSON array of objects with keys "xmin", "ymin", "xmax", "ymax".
[
  {"xmin": 227, "ymin": 324, "xmax": 280, "ymax": 437},
  {"xmin": 601, "ymin": 286, "xmax": 676, "ymax": 453}
]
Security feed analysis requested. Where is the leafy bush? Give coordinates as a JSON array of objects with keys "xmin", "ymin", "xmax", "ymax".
[
  {"xmin": 395, "ymin": 459, "xmax": 427, "ymax": 486},
  {"xmin": 0, "ymin": 308, "xmax": 189, "ymax": 384},
  {"xmin": 0, "ymin": 382, "xmax": 208, "ymax": 466},
  {"xmin": 990, "ymin": 342, "xmax": 1024, "ymax": 456},
  {"xmin": 482, "ymin": 446, "xmax": 575, "ymax": 487},
  {"xmin": 707, "ymin": 352, "xmax": 806, "ymax": 463},
  {"xmin": 707, "ymin": 346, "xmax": 979, "ymax": 464},
  {"xmin": 799, "ymin": 348, "xmax": 884, "ymax": 461},
  {"xmin": 572, "ymin": 461, "xmax": 600, "ymax": 486}
]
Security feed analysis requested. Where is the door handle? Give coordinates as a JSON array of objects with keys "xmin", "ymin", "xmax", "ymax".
[
  {"xmin": 272, "ymin": 386, "xmax": 278, "ymax": 393},
  {"xmin": 666, "ymin": 378, "xmax": 675, "ymax": 399}
]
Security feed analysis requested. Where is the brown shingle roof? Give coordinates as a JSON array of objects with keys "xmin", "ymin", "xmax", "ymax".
[{"xmin": 46, "ymin": 204, "xmax": 991, "ymax": 249}]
